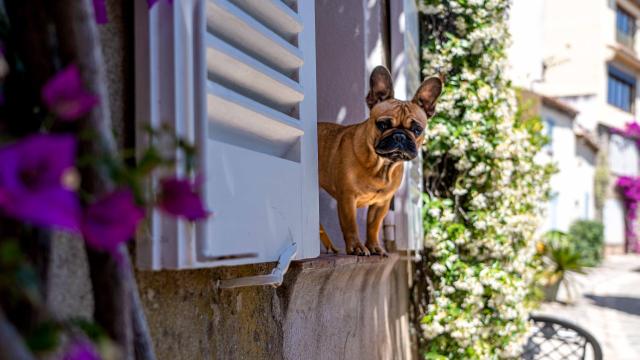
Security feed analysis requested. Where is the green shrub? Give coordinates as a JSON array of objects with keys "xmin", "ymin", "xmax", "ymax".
[{"xmin": 568, "ymin": 220, "xmax": 604, "ymax": 267}]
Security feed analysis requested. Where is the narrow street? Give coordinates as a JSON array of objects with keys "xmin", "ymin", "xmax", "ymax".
[{"xmin": 536, "ymin": 255, "xmax": 640, "ymax": 359}]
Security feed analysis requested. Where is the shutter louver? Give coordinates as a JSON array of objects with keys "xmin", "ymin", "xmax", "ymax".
[
  {"xmin": 205, "ymin": 0, "xmax": 305, "ymax": 160},
  {"xmin": 196, "ymin": 0, "xmax": 319, "ymax": 265}
]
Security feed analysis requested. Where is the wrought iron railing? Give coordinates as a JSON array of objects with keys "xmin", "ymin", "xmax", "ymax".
[{"xmin": 617, "ymin": 31, "xmax": 635, "ymax": 51}]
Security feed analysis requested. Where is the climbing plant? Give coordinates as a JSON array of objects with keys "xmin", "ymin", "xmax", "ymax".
[
  {"xmin": 0, "ymin": 1, "xmax": 204, "ymax": 359},
  {"xmin": 594, "ymin": 146, "xmax": 609, "ymax": 221},
  {"xmin": 612, "ymin": 121, "xmax": 640, "ymax": 253},
  {"xmin": 414, "ymin": 0, "xmax": 553, "ymax": 358}
]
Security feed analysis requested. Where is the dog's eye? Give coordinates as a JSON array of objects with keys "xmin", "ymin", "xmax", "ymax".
[
  {"xmin": 411, "ymin": 123, "xmax": 423, "ymax": 136},
  {"xmin": 376, "ymin": 119, "xmax": 391, "ymax": 132}
]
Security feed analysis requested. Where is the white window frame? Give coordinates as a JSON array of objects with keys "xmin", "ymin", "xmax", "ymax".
[
  {"xmin": 134, "ymin": 0, "xmax": 319, "ymax": 270},
  {"xmin": 390, "ymin": 0, "xmax": 424, "ymax": 252}
]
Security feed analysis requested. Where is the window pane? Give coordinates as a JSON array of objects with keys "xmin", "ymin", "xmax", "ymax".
[
  {"xmin": 617, "ymin": 7, "xmax": 635, "ymax": 35},
  {"xmin": 608, "ymin": 68, "xmax": 636, "ymax": 112},
  {"xmin": 622, "ymin": 82, "xmax": 630, "ymax": 111},
  {"xmin": 614, "ymin": 78, "xmax": 620, "ymax": 107},
  {"xmin": 608, "ymin": 76, "xmax": 614, "ymax": 104}
]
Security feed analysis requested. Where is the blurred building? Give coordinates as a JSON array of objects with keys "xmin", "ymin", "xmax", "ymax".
[
  {"xmin": 509, "ymin": 0, "xmax": 640, "ymax": 253},
  {"xmin": 521, "ymin": 91, "xmax": 599, "ymax": 234}
]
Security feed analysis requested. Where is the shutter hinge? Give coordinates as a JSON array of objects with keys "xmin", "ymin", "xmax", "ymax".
[{"xmin": 217, "ymin": 242, "xmax": 297, "ymax": 289}]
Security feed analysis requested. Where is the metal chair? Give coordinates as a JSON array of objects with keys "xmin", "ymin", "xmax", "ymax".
[{"xmin": 522, "ymin": 315, "xmax": 603, "ymax": 360}]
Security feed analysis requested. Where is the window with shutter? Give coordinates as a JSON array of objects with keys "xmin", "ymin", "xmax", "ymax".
[
  {"xmin": 135, "ymin": 0, "xmax": 319, "ymax": 270},
  {"xmin": 608, "ymin": 133, "xmax": 639, "ymax": 177}
]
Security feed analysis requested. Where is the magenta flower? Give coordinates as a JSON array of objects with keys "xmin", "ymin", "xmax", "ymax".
[
  {"xmin": 158, "ymin": 176, "xmax": 209, "ymax": 221},
  {"xmin": 92, "ymin": 0, "xmax": 108, "ymax": 24},
  {"xmin": 82, "ymin": 189, "xmax": 145, "ymax": 255},
  {"xmin": 41, "ymin": 64, "xmax": 99, "ymax": 121},
  {"xmin": 616, "ymin": 176, "xmax": 640, "ymax": 254},
  {"xmin": 61, "ymin": 340, "xmax": 101, "ymax": 360},
  {"xmin": 0, "ymin": 134, "xmax": 81, "ymax": 231}
]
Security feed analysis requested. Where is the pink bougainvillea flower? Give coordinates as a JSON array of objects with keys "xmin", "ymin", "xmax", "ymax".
[
  {"xmin": 82, "ymin": 189, "xmax": 145, "ymax": 256},
  {"xmin": 158, "ymin": 176, "xmax": 209, "ymax": 221},
  {"xmin": 92, "ymin": 0, "xmax": 108, "ymax": 24},
  {"xmin": 0, "ymin": 134, "xmax": 81, "ymax": 231},
  {"xmin": 626, "ymin": 121, "xmax": 640, "ymax": 135},
  {"xmin": 61, "ymin": 340, "xmax": 101, "ymax": 360},
  {"xmin": 148, "ymin": 0, "xmax": 173, "ymax": 9},
  {"xmin": 616, "ymin": 176, "xmax": 640, "ymax": 254},
  {"xmin": 617, "ymin": 176, "xmax": 640, "ymax": 201},
  {"xmin": 41, "ymin": 64, "xmax": 99, "ymax": 121}
]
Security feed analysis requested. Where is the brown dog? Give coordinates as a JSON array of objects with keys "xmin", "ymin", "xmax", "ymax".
[{"xmin": 318, "ymin": 66, "xmax": 443, "ymax": 256}]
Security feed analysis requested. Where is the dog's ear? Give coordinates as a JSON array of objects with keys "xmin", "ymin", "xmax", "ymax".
[
  {"xmin": 413, "ymin": 75, "xmax": 443, "ymax": 117},
  {"xmin": 366, "ymin": 66, "xmax": 394, "ymax": 109}
]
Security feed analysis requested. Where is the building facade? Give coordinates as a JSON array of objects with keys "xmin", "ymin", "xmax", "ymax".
[
  {"xmin": 521, "ymin": 90, "xmax": 598, "ymax": 234},
  {"xmin": 509, "ymin": 0, "xmax": 640, "ymax": 252}
]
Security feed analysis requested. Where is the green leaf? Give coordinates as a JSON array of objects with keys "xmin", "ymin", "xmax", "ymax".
[
  {"xmin": 26, "ymin": 322, "xmax": 60, "ymax": 352},
  {"xmin": 0, "ymin": 240, "xmax": 22, "ymax": 266},
  {"xmin": 425, "ymin": 352, "xmax": 448, "ymax": 360},
  {"xmin": 136, "ymin": 146, "xmax": 164, "ymax": 176},
  {"xmin": 15, "ymin": 265, "xmax": 43, "ymax": 305},
  {"xmin": 69, "ymin": 318, "xmax": 109, "ymax": 342}
]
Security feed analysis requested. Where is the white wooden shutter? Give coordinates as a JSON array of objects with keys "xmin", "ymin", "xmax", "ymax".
[
  {"xmin": 135, "ymin": 0, "xmax": 319, "ymax": 269},
  {"xmin": 609, "ymin": 133, "xmax": 639, "ymax": 176}
]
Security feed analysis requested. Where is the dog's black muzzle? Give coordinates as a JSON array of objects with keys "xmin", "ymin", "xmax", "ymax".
[{"xmin": 375, "ymin": 130, "xmax": 418, "ymax": 162}]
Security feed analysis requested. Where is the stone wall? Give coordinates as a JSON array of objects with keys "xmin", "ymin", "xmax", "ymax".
[{"xmin": 136, "ymin": 255, "xmax": 413, "ymax": 360}]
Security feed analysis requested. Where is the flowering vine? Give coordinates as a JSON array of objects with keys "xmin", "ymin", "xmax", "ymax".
[
  {"xmin": 613, "ymin": 120, "xmax": 640, "ymax": 253},
  {"xmin": 1, "ymin": 64, "xmax": 209, "ymax": 249},
  {"xmin": 616, "ymin": 121, "xmax": 640, "ymax": 145},
  {"xmin": 416, "ymin": 0, "xmax": 552, "ymax": 358},
  {"xmin": 615, "ymin": 176, "xmax": 640, "ymax": 253},
  {"xmin": 0, "ymin": 1, "xmax": 208, "ymax": 358}
]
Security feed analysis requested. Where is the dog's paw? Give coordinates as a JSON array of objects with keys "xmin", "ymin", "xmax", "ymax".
[
  {"xmin": 346, "ymin": 242, "xmax": 370, "ymax": 256},
  {"xmin": 366, "ymin": 244, "xmax": 388, "ymax": 257}
]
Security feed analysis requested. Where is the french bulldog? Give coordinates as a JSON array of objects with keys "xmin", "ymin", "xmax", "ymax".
[{"xmin": 318, "ymin": 65, "xmax": 443, "ymax": 256}]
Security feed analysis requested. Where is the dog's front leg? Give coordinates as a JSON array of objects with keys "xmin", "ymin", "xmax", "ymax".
[
  {"xmin": 337, "ymin": 197, "xmax": 370, "ymax": 256},
  {"xmin": 366, "ymin": 199, "xmax": 391, "ymax": 256}
]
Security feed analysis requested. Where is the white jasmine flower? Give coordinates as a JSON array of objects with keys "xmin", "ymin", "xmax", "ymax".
[
  {"xmin": 471, "ymin": 40, "xmax": 483, "ymax": 54},
  {"xmin": 453, "ymin": 188, "xmax": 468, "ymax": 196},
  {"xmin": 470, "ymin": 194, "xmax": 488, "ymax": 209},
  {"xmin": 421, "ymin": 5, "xmax": 440, "ymax": 14},
  {"xmin": 432, "ymin": 263, "xmax": 447, "ymax": 275}
]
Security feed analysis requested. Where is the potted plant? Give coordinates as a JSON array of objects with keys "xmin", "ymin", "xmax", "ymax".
[{"xmin": 538, "ymin": 230, "xmax": 587, "ymax": 302}]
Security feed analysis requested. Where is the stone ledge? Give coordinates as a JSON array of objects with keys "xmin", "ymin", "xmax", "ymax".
[
  {"xmin": 291, "ymin": 253, "xmax": 399, "ymax": 271},
  {"xmin": 136, "ymin": 251, "xmax": 412, "ymax": 360}
]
